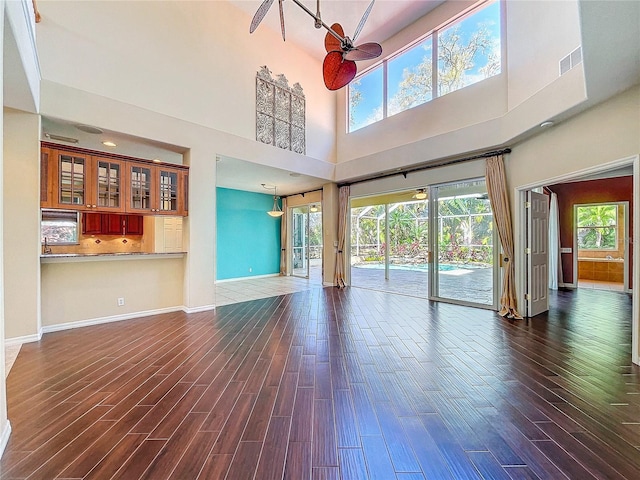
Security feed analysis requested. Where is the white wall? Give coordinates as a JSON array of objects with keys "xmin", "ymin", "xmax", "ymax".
[
  {"xmin": 0, "ymin": 0, "xmax": 8, "ymax": 457},
  {"xmin": 36, "ymin": 0, "xmax": 336, "ymax": 164},
  {"xmin": 41, "ymin": 257, "xmax": 184, "ymax": 328},
  {"xmin": 3, "ymin": 108, "xmax": 40, "ymax": 341}
]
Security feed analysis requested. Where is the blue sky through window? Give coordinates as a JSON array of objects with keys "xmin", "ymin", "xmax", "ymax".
[{"xmin": 348, "ymin": 1, "xmax": 501, "ymax": 132}]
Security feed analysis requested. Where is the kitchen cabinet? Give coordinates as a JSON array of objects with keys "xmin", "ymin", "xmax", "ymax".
[
  {"xmin": 82, "ymin": 212, "xmax": 102, "ymax": 235},
  {"xmin": 42, "ymin": 147, "xmax": 126, "ymax": 213},
  {"xmin": 127, "ymin": 163, "xmax": 188, "ymax": 216},
  {"xmin": 81, "ymin": 213, "xmax": 144, "ymax": 236},
  {"xmin": 41, "ymin": 143, "xmax": 188, "ymax": 216},
  {"xmin": 102, "ymin": 214, "xmax": 124, "ymax": 235},
  {"xmin": 125, "ymin": 215, "xmax": 144, "ymax": 235}
]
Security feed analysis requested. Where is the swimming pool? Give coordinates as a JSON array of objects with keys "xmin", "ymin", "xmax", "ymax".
[{"xmin": 354, "ymin": 263, "xmax": 466, "ymax": 272}]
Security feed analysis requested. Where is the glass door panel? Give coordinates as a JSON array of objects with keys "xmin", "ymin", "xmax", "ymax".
[
  {"xmin": 159, "ymin": 170, "xmax": 178, "ymax": 213},
  {"xmin": 130, "ymin": 165, "xmax": 152, "ymax": 211},
  {"xmin": 431, "ymin": 179, "xmax": 496, "ymax": 307},
  {"xmin": 292, "ymin": 206, "xmax": 309, "ymax": 278},
  {"xmin": 59, "ymin": 154, "xmax": 85, "ymax": 207},
  {"xmin": 96, "ymin": 160, "xmax": 122, "ymax": 209}
]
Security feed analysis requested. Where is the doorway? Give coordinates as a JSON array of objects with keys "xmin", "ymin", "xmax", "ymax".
[
  {"xmin": 291, "ymin": 204, "xmax": 322, "ymax": 280},
  {"xmin": 516, "ymin": 155, "xmax": 639, "ymax": 365}
]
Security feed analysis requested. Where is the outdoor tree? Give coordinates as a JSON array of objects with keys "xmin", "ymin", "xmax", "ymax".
[{"xmin": 350, "ymin": 18, "xmax": 500, "ymax": 126}]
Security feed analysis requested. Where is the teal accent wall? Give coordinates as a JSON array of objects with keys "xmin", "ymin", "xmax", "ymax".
[{"xmin": 216, "ymin": 187, "xmax": 281, "ymax": 280}]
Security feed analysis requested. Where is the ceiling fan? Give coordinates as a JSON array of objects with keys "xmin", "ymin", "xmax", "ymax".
[{"xmin": 250, "ymin": 0, "xmax": 383, "ymax": 91}]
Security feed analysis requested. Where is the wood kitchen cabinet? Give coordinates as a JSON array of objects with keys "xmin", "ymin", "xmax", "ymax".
[
  {"xmin": 127, "ymin": 163, "xmax": 188, "ymax": 216},
  {"xmin": 41, "ymin": 143, "xmax": 188, "ymax": 216},
  {"xmin": 42, "ymin": 147, "xmax": 126, "ymax": 213},
  {"xmin": 81, "ymin": 212, "xmax": 144, "ymax": 235}
]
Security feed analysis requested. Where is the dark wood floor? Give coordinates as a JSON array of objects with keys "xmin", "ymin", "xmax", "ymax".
[{"xmin": 1, "ymin": 286, "xmax": 639, "ymax": 479}]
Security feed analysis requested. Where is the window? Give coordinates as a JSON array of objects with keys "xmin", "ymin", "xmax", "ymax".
[
  {"xmin": 577, "ymin": 205, "xmax": 617, "ymax": 250},
  {"xmin": 348, "ymin": 0, "xmax": 501, "ymax": 132},
  {"xmin": 349, "ymin": 65, "xmax": 383, "ymax": 132},
  {"xmin": 41, "ymin": 210, "xmax": 79, "ymax": 245}
]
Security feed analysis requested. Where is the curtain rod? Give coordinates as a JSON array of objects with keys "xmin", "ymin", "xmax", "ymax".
[
  {"xmin": 337, "ymin": 148, "xmax": 511, "ymax": 188},
  {"xmin": 284, "ymin": 188, "xmax": 323, "ymax": 199}
]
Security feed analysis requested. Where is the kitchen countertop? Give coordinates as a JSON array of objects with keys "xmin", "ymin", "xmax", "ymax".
[{"xmin": 40, "ymin": 252, "xmax": 187, "ymax": 263}]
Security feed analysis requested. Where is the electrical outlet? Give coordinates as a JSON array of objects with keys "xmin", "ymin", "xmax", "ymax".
[{"xmin": 117, "ymin": 297, "xmax": 125, "ymax": 306}]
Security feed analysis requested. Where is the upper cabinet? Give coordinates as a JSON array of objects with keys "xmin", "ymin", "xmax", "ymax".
[
  {"xmin": 41, "ymin": 143, "xmax": 189, "ymax": 216},
  {"xmin": 127, "ymin": 164, "xmax": 188, "ymax": 216}
]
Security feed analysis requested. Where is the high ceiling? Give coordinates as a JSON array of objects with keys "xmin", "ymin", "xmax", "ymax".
[{"xmin": 229, "ymin": 0, "xmax": 444, "ymax": 59}]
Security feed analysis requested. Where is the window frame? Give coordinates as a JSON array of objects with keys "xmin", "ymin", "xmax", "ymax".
[
  {"xmin": 41, "ymin": 209, "xmax": 80, "ymax": 246},
  {"xmin": 576, "ymin": 204, "xmax": 619, "ymax": 251},
  {"xmin": 347, "ymin": 0, "xmax": 502, "ymax": 133}
]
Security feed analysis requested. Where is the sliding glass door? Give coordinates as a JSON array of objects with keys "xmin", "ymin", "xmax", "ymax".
[
  {"xmin": 291, "ymin": 204, "xmax": 323, "ymax": 280},
  {"xmin": 430, "ymin": 179, "xmax": 497, "ymax": 307}
]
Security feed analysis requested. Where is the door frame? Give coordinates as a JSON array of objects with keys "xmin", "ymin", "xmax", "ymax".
[
  {"xmin": 573, "ymin": 201, "xmax": 629, "ymax": 291},
  {"xmin": 515, "ymin": 154, "xmax": 639, "ymax": 365},
  {"xmin": 291, "ymin": 205, "xmax": 310, "ymax": 278}
]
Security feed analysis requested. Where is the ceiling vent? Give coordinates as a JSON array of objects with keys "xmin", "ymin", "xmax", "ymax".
[
  {"xmin": 559, "ymin": 46, "xmax": 582, "ymax": 76},
  {"xmin": 44, "ymin": 133, "xmax": 79, "ymax": 144}
]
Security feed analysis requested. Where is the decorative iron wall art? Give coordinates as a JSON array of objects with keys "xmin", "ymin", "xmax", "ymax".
[{"xmin": 256, "ymin": 66, "xmax": 305, "ymax": 154}]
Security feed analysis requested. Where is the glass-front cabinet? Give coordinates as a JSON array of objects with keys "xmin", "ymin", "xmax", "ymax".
[
  {"xmin": 41, "ymin": 144, "xmax": 188, "ymax": 216},
  {"xmin": 126, "ymin": 164, "xmax": 186, "ymax": 215},
  {"xmin": 94, "ymin": 157, "xmax": 125, "ymax": 212}
]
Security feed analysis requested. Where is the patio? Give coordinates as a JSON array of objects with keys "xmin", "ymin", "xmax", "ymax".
[{"xmin": 350, "ymin": 263, "xmax": 494, "ymax": 306}]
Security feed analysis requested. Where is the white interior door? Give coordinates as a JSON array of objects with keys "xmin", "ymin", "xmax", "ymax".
[{"xmin": 527, "ymin": 191, "xmax": 550, "ymax": 316}]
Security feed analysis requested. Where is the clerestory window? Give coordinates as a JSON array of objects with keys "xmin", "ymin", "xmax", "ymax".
[{"xmin": 348, "ymin": 0, "xmax": 501, "ymax": 132}]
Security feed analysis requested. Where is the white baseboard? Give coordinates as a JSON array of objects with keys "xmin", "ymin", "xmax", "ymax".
[
  {"xmin": 5, "ymin": 304, "xmax": 215, "ymax": 347},
  {"xmin": 216, "ymin": 273, "xmax": 280, "ymax": 283},
  {"xmin": 182, "ymin": 304, "xmax": 215, "ymax": 314},
  {"xmin": 41, "ymin": 306, "xmax": 184, "ymax": 334},
  {"xmin": 323, "ymin": 281, "xmax": 335, "ymax": 287},
  {"xmin": 0, "ymin": 421, "xmax": 12, "ymax": 459},
  {"xmin": 558, "ymin": 282, "xmax": 576, "ymax": 289},
  {"xmin": 5, "ymin": 331, "xmax": 42, "ymax": 347}
]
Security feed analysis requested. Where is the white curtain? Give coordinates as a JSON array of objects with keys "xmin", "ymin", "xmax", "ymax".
[{"xmin": 548, "ymin": 192, "xmax": 563, "ymax": 289}]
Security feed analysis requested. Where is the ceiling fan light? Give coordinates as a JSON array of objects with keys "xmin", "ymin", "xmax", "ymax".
[{"xmin": 413, "ymin": 189, "xmax": 427, "ymax": 200}]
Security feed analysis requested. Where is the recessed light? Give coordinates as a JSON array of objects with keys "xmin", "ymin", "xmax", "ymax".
[
  {"xmin": 102, "ymin": 141, "xmax": 117, "ymax": 147},
  {"xmin": 152, "ymin": 158, "xmax": 162, "ymax": 163},
  {"xmin": 540, "ymin": 121, "xmax": 554, "ymax": 128}
]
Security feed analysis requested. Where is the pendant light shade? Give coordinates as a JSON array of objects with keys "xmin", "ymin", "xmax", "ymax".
[{"xmin": 264, "ymin": 184, "xmax": 284, "ymax": 217}]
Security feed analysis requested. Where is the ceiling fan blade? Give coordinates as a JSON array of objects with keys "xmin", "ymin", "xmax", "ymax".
[
  {"xmin": 250, "ymin": 0, "xmax": 275, "ymax": 34},
  {"xmin": 344, "ymin": 42, "xmax": 382, "ymax": 61},
  {"xmin": 352, "ymin": 0, "xmax": 375, "ymax": 42},
  {"xmin": 325, "ymin": 23, "xmax": 345, "ymax": 53},
  {"xmin": 323, "ymin": 51, "xmax": 357, "ymax": 90},
  {"xmin": 279, "ymin": 0, "xmax": 285, "ymax": 40}
]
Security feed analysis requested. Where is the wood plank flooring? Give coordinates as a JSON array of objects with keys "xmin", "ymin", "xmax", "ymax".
[{"xmin": 1, "ymin": 286, "xmax": 639, "ymax": 479}]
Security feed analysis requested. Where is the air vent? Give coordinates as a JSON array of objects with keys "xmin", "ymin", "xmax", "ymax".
[
  {"xmin": 44, "ymin": 133, "xmax": 79, "ymax": 144},
  {"xmin": 559, "ymin": 46, "xmax": 582, "ymax": 76}
]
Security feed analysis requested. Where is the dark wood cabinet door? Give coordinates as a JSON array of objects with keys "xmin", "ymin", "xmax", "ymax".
[
  {"xmin": 102, "ymin": 214, "xmax": 124, "ymax": 235},
  {"xmin": 125, "ymin": 215, "xmax": 144, "ymax": 235},
  {"xmin": 82, "ymin": 212, "xmax": 102, "ymax": 235}
]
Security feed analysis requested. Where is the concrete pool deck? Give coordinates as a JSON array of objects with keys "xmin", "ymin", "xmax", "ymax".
[{"xmin": 350, "ymin": 263, "xmax": 495, "ymax": 306}]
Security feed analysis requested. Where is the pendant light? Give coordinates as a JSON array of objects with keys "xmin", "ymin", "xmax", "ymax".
[{"xmin": 264, "ymin": 184, "xmax": 284, "ymax": 217}]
